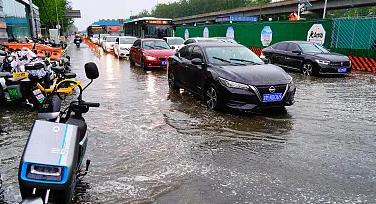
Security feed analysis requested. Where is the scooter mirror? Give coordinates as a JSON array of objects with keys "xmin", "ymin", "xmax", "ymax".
[{"xmin": 84, "ymin": 62, "xmax": 99, "ymax": 79}]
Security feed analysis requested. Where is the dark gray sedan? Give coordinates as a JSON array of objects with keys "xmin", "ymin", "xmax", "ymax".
[
  {"xmin": 168, "ymin": 42, "xmax": 296, "ymax": 111},
  {"xmin": 262, "ymin": 41, "xmax": 351, "ymax": 76}
]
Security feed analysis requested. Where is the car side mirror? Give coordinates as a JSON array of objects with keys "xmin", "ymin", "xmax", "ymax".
[
  {"xmin": 261, "ymin": 58, "xmax": 269, "ymax": 64},
  {"xmin": 191, "ymin": 58, "xmax": 204, "ymax": 66},
  {"xmin": 84, "ymin": 62, "xmax": 99, "ymax": 79},
  {"xmin": 292, "ymin": 50, "xmax": 302, "ymax": 55}
]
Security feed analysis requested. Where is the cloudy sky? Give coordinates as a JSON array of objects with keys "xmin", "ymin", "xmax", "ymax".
[{"xmin": 72, "ymin": 0, "xmax": 173, "ymax": 30}]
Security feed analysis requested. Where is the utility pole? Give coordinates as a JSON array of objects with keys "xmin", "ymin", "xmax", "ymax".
[
  {"xmin": 29, "ymin": 0, "xmax": 36, "ymax": 38},
  {"xmin": 54, "ymin": 0, "xmax": 61, "ymax": 36},
  {"xmin": 323, "ymin": 0, "xmax": 328, "ymax": 19}
]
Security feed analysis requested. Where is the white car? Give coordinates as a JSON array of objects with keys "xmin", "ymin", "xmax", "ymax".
[
  {"xmin": 163, "ymin": 37, "xmax": 185, "ymax": 51},
  {"xmin": 102, "ymin": 36, "xmax": 119, "ymax": 53},
  {"xmin": 99, "ymin": 34, "xmax": 110, "ymax": 46},
  {"xmin": 91, "ymin": 34, "xmax": 99, "ymax": 44},
  {"xmin": 113, "ymin": 36, "xmax": 137, "ymax": 58}
]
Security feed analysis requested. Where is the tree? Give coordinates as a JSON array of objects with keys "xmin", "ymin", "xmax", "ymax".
[{"xmin": 33, "ymin": 0, "xmax": 73, "ymax": 32}]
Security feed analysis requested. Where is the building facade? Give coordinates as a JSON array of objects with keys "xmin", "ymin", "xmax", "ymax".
[{"xmin": 0, "ymin": 0, "xmax": 40, "ymax": 42}]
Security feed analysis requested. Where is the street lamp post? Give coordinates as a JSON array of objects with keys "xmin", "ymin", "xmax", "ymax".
[
  {"xmin": 29, "ymin": 0, "xmax": 36, "ymax": 38},
  {"xmin": 323, "ymin": 0, "xmax": 328, "ymax": 19},
  {"xmin": 54, "ymin": 0, "xmax": 61, "ymax": 36}
]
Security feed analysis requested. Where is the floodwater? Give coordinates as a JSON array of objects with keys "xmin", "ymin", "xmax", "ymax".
[{"xmin": 1, "ymin": 43, "xmax": 376, "ymax": 203}]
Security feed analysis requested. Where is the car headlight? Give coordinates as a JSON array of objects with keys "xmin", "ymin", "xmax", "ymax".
[
  {"xmin": 145, "ymin": 56, "xmax": 156, "ymax": 61},
  {"xmin": 218, "ymin": 77, "xmax": 249, "ymax": 90},
  {"xmin": 315, "ymin": 59, "xmax": 330, "ymax": 65}
]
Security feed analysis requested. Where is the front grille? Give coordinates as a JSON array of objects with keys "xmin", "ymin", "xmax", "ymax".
[
  {"xmin": 159, "ymin": 58, "xmax": 167, "ymax": 61},
  {"xmin": 256, "ymin": 85, "xmax": 287, "ymax": 95},
  {"xmin": 330, "ymin": 61, "xmax": 350, "ymax": 67}
]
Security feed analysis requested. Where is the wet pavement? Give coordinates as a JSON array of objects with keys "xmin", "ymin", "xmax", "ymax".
[{"xmin": 1, "ymin": 42, "xmax": 376, "ymax": 203}]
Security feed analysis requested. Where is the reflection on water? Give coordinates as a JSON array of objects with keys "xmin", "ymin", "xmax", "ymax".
[{"xmin": 0, "ymin": 44, "xmax": 375, "ymax": 203}]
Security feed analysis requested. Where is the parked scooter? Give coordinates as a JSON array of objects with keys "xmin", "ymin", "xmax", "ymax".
[{"xmin": 19, "ymin": 62, "xmax": 100, "ymax": 204}]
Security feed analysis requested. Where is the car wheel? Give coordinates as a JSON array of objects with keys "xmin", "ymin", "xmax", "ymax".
[
  {"xmin": 129, "ymin": 55, "xmax": 135, "ymax": 66},
  {"xmin": 168, "ymin": 72, "xmax": 179, "ymax": 91},
  {"xmin": 205, "ymin": 84, "xmax": 222, "ymax": 111},
  {"xmin": 141, "ymin": 60, "xmax": 148, "ymax": 71},
  {"xmin": 302, "ymin": 62, "xmax": 316, "ymax": 76}
]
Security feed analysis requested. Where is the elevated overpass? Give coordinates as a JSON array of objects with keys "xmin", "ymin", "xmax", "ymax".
[{"xmin": 173, "ymin": 0, "xmax": 376, "ymax": 25}]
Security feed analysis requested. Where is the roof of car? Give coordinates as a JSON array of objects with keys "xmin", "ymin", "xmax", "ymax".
[
  {"xmin": 141, "ymin": 38, "xmax": 165, "ymax": 41},
  {"xmin": 188, "ymin": 37, "xmax": 216, "ymax": 40},
  {"xmin": 189, "ymin": 42, "xmax": 243, "ymax": 48},
  {"xmin": 278, "ymin": 41, "xmax": 315, "ymax": 44},
  {"xmin": 164, "ymin": 37, "xmax": 184, "ymax": 39},
  {"xmin": 118, "ymin": 36, "xmax": 137, "ymax": 38}
]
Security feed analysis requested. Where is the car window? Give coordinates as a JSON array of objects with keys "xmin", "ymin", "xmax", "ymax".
[
  {"xmin": 179, "ymin": 46, "xmax": 189, "ymax": 59},
  {"xmin": 133, "ymin": 40, "xmax": 141, "ymax": 48},
  {"xmin": 167, "ymin": 38, "xmax": 184, "ymax": 45},
  {"xmin": 184, "ymin": 39, "xmax": 194, "ymax": 45},
  {"xmin": 205, "ymin": 46, "xmax": 263, "ymax": 65},
  {"xmin": 191, "ymin": 46, "xmax": 204, "ymax": 60},
  {"xmin": 142, "ymin": 40, "xmax": 170, "ymax": 50},
  {"xmin": 274, "ymin": 42, "xmax": 289, "ymax": 51},
  {"xmin": 106, "ymin": 36, "xmax": 118, "ymax": 42},
  {"xmin": 286, "ymin": 43, "xmax": 300, "ymax": 52},
  {"xmin": 299, "ymin": 43, "xmax": 330, "ymax": 53},
  {"xmin": 120, "ymin": 38, "xmax": 137, "ymax": 44}
]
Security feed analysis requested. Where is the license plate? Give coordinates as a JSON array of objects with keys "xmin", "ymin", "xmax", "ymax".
[
  {"xmin": 12, "ymin": 72, "xmax": 28, "ymax": 79},
  {"xmin": 263, "ymin": 93, "xmax": 283, "ymax": 102},
  {"xmin": 338, "ymin": 67, "xmax": 347, "ymax": 73},
  {"xmin": 161, "ymin": 61, "xmax": 167, "ymax": 65}
]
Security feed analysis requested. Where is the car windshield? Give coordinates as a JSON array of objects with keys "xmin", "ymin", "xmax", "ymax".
[
  {"xmin": 120, "ymin": 38, "xmax": 137, "ymax": 44},
  {"xmin": 106, "ymin": 37, "xmax": 118, "ymax": 42},
  {"xmin": 205, "ymin": 46, "xmax": 264, "ymax": 65},
  {"xmin": 167, "ymin": 38, "xmax": 184, "ymax": 45},
  {"xmin": 143, "ymin": 41, "xmax": 170, "ymax": 50},
  {"xmin": 299, "ymin": 43, "xmax": 330, "ymax": 53}
]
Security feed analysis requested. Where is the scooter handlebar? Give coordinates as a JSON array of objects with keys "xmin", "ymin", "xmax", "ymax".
[{"xmin": 80, "ymin": 101, "xmax": 100, "ymax": 108}]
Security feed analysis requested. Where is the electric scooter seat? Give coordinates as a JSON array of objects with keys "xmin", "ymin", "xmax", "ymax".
[
  {"xmin": 37, "ymin": 112, "xmax": 60, "ymax": 121},
  {"xmin": 25, "ymin": 63, "xmax": 45, "ymax": 71},
  {"xmin": 63, "ymin": 72, "xmax": 76, "ymax": 79}
]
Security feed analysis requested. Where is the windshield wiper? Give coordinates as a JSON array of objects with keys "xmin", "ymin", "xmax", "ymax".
[
  {"xmin": 212, "ymin": 57, "xmax": 245, "ymax": 66},
  {"xmin": 154, "ymin": 45, "xmax": 168, "ymax": 50},
  {"xmin": 213, "ymin": 57, "xmax": 231, "ymax": 63},
  {"xmin": 229, "ymin": 58, "xmax": 261, "ymax": 65}
]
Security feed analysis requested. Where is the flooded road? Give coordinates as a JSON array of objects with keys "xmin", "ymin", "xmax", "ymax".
[{"xmin": 1, "ymin": 43, "xmax": 376, "ymax": 203}]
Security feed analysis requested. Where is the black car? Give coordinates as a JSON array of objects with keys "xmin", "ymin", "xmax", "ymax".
[
  {"xmin": 168, "ymin": 42, "xmax": 296, "ymax": 111},
  {"xmin": 262, "ymin": 41, "xmax": 351, "ymax": 76}
]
